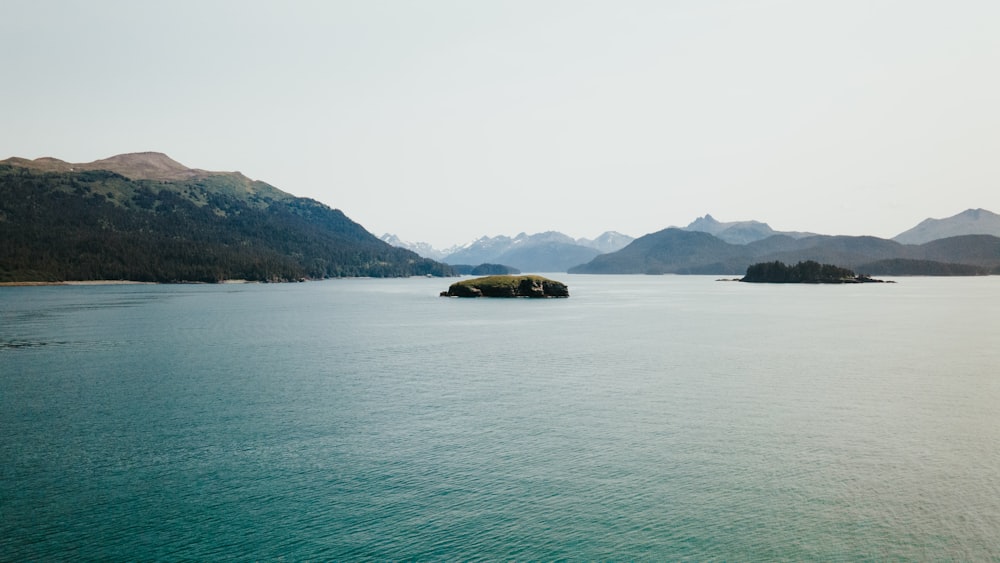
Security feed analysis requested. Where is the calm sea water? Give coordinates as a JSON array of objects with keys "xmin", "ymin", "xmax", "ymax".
[{"xmin": 2, "ymin": 275, "xmax": 999, "ymax": 560}]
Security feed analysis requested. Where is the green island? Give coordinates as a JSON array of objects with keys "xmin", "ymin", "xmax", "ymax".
[
  {"xmin": 441, "ymin": 275, "xmax": 569, "ymax": 298},
  {"xmin": 740, "ymin": 260, "xmax": 890, "ymax": 283}
]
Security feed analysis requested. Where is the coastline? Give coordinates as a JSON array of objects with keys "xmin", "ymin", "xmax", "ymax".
[
  {"xmin": 0, "ymin": 279, "xmax": 258, "ymax": 287},
  {"xmin": 0, "ymin": 280, "xmax": 158, "ymax": 287}
]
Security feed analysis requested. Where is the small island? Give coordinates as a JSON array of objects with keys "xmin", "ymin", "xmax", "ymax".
[
  {"xmin": 441, "ymin": 275, "xmax": 569, "ymax": 298},
  {"xmin": 740, "ymin": 260, "xmax": 890, "ymax": 283}
]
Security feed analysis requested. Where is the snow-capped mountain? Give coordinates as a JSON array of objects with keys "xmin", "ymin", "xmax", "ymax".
[
  {"xmin": 442, "ymin": 231, "xmax": 634, "ymax": 272},
  {"xmin": 576, "ymin": 231, "xmax": 635, "ymax": 253},
  {"xmin": 381, "ymin": 230, "xmax": 635, "ymax": 272},
  {"xmin": 379, "ymin": 234, "xmax": 450, "ymax": 261}
]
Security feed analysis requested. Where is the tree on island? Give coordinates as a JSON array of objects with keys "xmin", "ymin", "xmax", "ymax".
[{"xmin": 740, "ymin": 260, "xmax": 880, "ymax": 283}]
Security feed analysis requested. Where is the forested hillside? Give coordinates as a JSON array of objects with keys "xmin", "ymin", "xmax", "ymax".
[{"xmin": 0, "ymin": 159, "xmax": 453, "ymax": 282}]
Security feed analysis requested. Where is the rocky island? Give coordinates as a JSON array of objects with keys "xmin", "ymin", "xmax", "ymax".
[
  {"xmin": 740, "ymin": 260, "xmax": 890, "ymax": 283},
  {"xmin": 441, "ymin": 275, "xmax": 569, "ymax": 298}
]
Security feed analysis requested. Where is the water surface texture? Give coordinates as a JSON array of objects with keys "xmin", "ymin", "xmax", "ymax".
[{"xmin": 2, "ymin": 276, "xmax": 999, "ymax": 560}]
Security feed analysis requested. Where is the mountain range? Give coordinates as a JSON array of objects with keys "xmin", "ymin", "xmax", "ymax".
[
  {"xmin": 680, "ymin": 214, "xmax": 816, "ymax": 244},
  {"xmin": 441, "ymin": 231, "xmax": 634, "ymax": 272},
  {"xmin": 569, "ymin": 226, "xmax": 1000, "ymax": 275},
  {"xmin": 0, "ymin": 153, "xmax": 452, "ymax": 282},
  {"xmin": 379, "ymin": 213, "xmax": 831, "ymax": 271},
  {"xmin": 387, "ymin": 208, "xmax": 1000, "ymax": 275},
  {"xmin": 4, "ymin": 151, "xmax": 1000, "ymax": 281},
  {"xmin": 379, "ymin": 234, "xmax": 454, "ymax": 261},
  {"xmin": 382, "ymin": 230, "xmax": 635, "ymax": 273}
]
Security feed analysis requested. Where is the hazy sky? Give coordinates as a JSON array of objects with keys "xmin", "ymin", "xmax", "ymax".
[{"xmin": 4, "ymin": 1, "xmax": 999, "ymax": 248}]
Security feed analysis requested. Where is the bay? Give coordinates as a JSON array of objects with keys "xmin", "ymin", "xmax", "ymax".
[{"xmin": 2, "ymin": 275, "xmax": 999, "ymax": 560}]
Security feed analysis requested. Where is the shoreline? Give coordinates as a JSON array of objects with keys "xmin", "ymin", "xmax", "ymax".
[
  {"xmin": 0, "ymin": 280, "xmax": 256, "ymax": 287},
  {"xmin": 0, "ymin": 280, "xmax": 158, "ymax": 287}
]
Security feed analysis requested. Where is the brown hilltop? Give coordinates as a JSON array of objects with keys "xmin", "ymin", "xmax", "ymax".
[
  {"xmin": 1, "ymin": 151, "xmax": 288, "ymax": 202},
  {"xmin": 86, "ymin": 152, "xmax": 203, "ymax": 181},
  {"xmin": 0, "ymin": 151, "xmax": 246, "ymax": 182}
]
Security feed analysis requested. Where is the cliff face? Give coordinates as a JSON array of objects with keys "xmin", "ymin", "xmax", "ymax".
[{"xmin": 442, "ymin": 275, "xmax": 569, "ymax": 298}]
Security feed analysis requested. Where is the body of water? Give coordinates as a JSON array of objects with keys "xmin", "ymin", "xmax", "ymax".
[{"xmin": 2, "ymin": 275, "xmax": 999, "ymax": 560}]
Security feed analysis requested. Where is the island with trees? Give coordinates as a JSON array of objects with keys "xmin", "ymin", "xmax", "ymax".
[
  {"xmin": 740, "ymin": 260, "xmax": 889, "ymax": 283},
  {"xmin": 441, "ymin": 275, "xmax": 569, "ymax": 297}
]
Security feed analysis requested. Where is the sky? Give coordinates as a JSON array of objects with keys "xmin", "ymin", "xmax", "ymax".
[{"xmin": 3, "ymin": 0, "xmax": 999, "ymax": 249}]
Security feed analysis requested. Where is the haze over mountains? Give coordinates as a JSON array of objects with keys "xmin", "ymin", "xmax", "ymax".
[
  {"xmin": 384, "ymin": 208, "xmax": 1000, "ymax": 275},
  {"xmin": 4, "ymin": 152, "xmax": 1000, "ymax": 282}
]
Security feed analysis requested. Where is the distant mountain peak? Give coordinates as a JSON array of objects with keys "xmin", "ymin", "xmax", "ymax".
[
  {"xmin": 379, "ymin": 233, "xmax": 448, "ymax": 261},
  {"xmin": 576, "ymin": 231, "xmax": 635, "ymax": 253},
  {"xmin": 893, "ymin": 208, "xmax": 1000, "ymax": 244},
  {"xmin": 686, "ymin": 214, "xmax": 721, "ymax": 231},
  {"xmin": 680, "ymin": 214, "xmax": 821, "ymax": 244},
  {"xmin": 961, "ymin": 208, "xmax": 990, "ymax": 218},
  {"xmin": 683, "ymin": 214, "xmax": 774, "ymax": 244}
]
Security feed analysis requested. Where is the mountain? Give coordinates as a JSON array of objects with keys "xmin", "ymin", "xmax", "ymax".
[
  {"xmin": 570, "ymin": 228, "xmax": 1000, "ymax": 275},
  {"xmin": 0, "ymin": 153, "xmax": 453, "ymax": 283},
  {"xmin": 444, "ymin": 234, "xmax": 520, "ymax": 266},
  {"xmin": 893, "ymin": 208, "xmax": 1000, "ymax": 245},
  {"xmin": 752, "ymin": 235, "xmax": 907, "ymax": 270},
  {"xmin": 442, "ymin": 231, "xmax": 609, "ymax": 272},
  {"xmin": 380, "ymin": 230, "xmax": 633, "ymax": 272},
  {"xmin": 683, "ymin": 214, "xmax": 815, "ymax": 244},
  {"xmin": 570, "ymin": 228, "xmax": 746, "ymax": 274},
  {"xmin": 576, "ymin": 231, "xmax": 635, "ymax": 253},
  {"xmin": 494, "ymin": 241, "xmax": 601, "ymax": 273},
  {"xmin": 379, "ymin": 233, "xmax": 449, "ymax": 261},
  {"xmin": 917, "ymin": 234, "xmax": 1000, "ymax": 266}
]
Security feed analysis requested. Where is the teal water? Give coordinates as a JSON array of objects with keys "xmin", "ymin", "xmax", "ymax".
[{"xmin": 2, "ymin": 276, "xmax": 999, "ymax": 560}]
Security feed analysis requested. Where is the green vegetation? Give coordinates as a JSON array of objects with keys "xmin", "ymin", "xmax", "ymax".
[
  {"xmin": 741, "ymin": 260, "xmax": 875, "ymax": 283},
  {"xmin": 443, "ymin": 275, "xmax": 569, "ymax": 297},
  {"xmin": 0, "ymin": 165, "xmax": 454, "ymax": 282}
]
